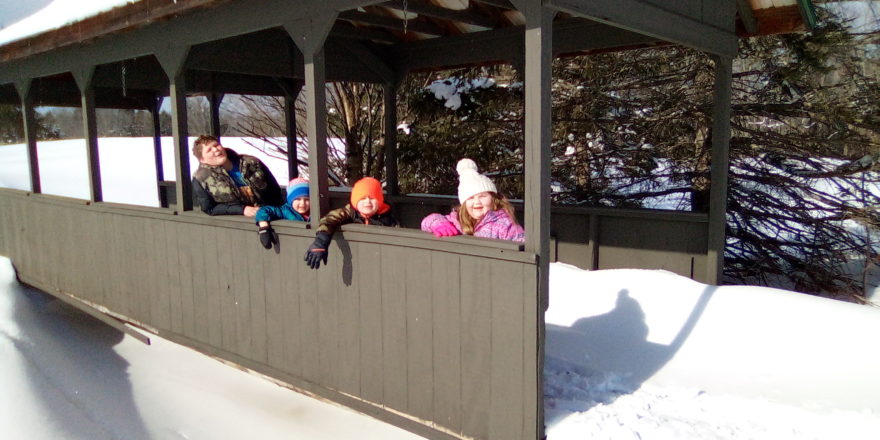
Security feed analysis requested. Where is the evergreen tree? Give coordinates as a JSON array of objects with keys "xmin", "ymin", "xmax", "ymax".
[{"xmin": 395, "ymin": 7, "xmax": 879, "ymax": 301}]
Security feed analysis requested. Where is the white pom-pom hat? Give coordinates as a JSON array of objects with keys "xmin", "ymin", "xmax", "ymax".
[{"xmin": 456, "ymin": 158, "xmax": 497, "ymax": 203}]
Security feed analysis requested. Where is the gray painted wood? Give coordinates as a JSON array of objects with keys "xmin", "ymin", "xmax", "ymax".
[
  {"xmin": 75, "ymin": 71, "xmax": 103, "ymax": 203},
  {"xmin": 460, "ymin": 255, "xmax": 492, "ymax": 439},
  {"xmin": 245, "ymin": 230, "xmax": 269, "ymax": 365},
  {"xmin": 16, "ymin": 81, "xmax": 41, "ymax": 193},
  {"xmin": 431, "ymin": 251, "xmax": 463, "ymax": 432},
  {"xmin": 167, "ymin": 218, "xmax": 185, "ymax": 333},
  {"xmin": 209, "ymin": 92, "xmax": 223, "ymax": 138},
  {"xmin": 336, "ymin": 236, "xmax": 361, "ymax": 396},
  {"xmin": 406, "ymin": 248, "xmax": 434, "ymax": 421},
  {"xmin": 518, "ymin": 0, "xmax": 553, "ymax": 317},
  {"xmin": 188, "ymin": 222, "xmax": 210, "ymax": 342},
  {"xmin": 262, "ymin": 230, "xmax": 285, "ymax": 370},
  {"xmin": 204, "ymin": 226, "xmax": 224, "ymax": 349},
  {"xmin": 706, "ymin": 55, "xmax": 733, "ymax": 285},
  {"xmin": 297, "ymin": 233, "xmax": 321, "ymax": 382},
  {"xmin": 357, "ymin": 242, "xmax": 385, "ymax": 404},
  {"xmin": 178, "ymin": 221, "xmax": 198, "ymax": 339},
  {"xmin": 232, "ymin": 232, "xmax": 254, "ymax": 359},
  {"xmin": 381, "ymin": 244, "xmax": 409, "ymax": 412},
  {"xmin": 546, "ymin": 0, "xmax": 738, "ymax": 57},
  {"xmin": 137, "ymin": 215, "xmax": 153, "ymax": 323},
  {"xmin": 216, "ymin": 228, "xmax": 238, "ymax": 353},
  {"xmin": 149, "ymin": 98, "xmax": 168, "ymax": 207},
  {"xmin": 282, "ymin": 85, "xmax": 302, "ymax": 179},
  {"xmin": 302, "ymin": 48, "xmax": 331, "ymax": 226},
  {"xmin": 168, "ymin": 76, "xmax": 193, "ymax": 212},
  {"xmin": 317, "ymin": 238, "xmax": 340, "ymax": 389},
  {"xmin": 735, "ymin": 0, "xmax": 758, "ymax": 34},
  {"xmin": 384, "ymin": 82, "xmax": 399, "ymax": 195},
  {"xmin": 0, "ymin": 190, "xmax": 543, "ymax": 440},
  {"xmin": 520, "ymin": 268, "xmax": 540, "ymax": 440},
  {"xmin": 490, "ymin": 262, "xmax": 525, "ymax": 439}
]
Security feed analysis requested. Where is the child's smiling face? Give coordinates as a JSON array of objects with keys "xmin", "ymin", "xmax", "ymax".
[
  {"xmin": 291, "ymin": 196, "xmax": 310, "ymax": 215},
  {"xmin": 464, "ymin": 191, "xmax": 493, "ymax": 221},
  {"xmin": 355, "ymin": 196, "xmax": 379, "ymax": 217}
]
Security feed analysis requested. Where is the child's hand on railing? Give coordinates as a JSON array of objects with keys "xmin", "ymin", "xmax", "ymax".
[{"xmin": 432, "ymin": 221, "xmax": 460, "ymax": 237}]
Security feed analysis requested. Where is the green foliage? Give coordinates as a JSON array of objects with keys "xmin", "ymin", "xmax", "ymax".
[
  {"xmin": 392, "ymin": 9, "xmax": 879, "ymax": 300},
  {"xmin": 397, "ymin": 68, "xmax": 524, "ymax": 198}
]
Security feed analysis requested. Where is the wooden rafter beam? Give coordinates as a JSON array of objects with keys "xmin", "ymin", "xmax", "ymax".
[
  {"xmin": 472, "ymin": 0, "xmax": 515, "ymax": 10},
  {"xmin": 338, "ymin": 10, "xmax": 446, "ymax": 36},
  {"xmin": 735, "ymin": 0, "xmax": 758, "ymax": 35},
  {"xmin": 330, "ymin": 21, "xmax": 400, "ymax": 44},
  {"xmin": 381, "ymin": 0, "xmax": 501, "ymax": 28}
]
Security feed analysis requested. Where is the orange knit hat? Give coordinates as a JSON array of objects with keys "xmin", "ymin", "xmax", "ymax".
[{"xmin": 350, "ymin": 177, "xmax": 390, "ymax": 214}]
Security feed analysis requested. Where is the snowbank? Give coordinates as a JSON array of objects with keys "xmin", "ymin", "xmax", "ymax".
[
  {"xmin": 0, "ymin": 256, "xmax": 424, "ymax": 440},
  {"xmin": 546, "ymin": 263, "xmax": 880, "ymax": 414}
]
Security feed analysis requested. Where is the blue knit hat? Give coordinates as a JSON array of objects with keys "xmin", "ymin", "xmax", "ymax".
[{"xmin": 287, "ymin": 177, "xmax": 309, "ymax": 205}]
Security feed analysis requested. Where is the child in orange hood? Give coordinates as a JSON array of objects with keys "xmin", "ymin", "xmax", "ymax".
[{"xmin": 304, "ymin": 177, "xmax": 398, "ymax": 269}]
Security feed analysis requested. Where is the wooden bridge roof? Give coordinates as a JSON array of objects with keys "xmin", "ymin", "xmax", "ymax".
[
  {"xmin": 0, "ymin": 0, "xmax": 815, "ymax": 62},
  {"xmin": 0, "ymin": 0, "xmax": 815, "ymax": 65},
  {"xmin": 0, "ymin": 0, "xmax": 816, "ymax": 109}
]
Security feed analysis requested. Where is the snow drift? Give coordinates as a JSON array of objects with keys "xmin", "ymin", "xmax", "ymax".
[{"xmin": 546, "ymin": 263, "xmax": 880, "ymax": 415}]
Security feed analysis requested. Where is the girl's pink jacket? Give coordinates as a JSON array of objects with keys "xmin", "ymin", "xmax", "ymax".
[{"xmin": 421, "ymin": 209, "xmax": 525, "ymax": 243}]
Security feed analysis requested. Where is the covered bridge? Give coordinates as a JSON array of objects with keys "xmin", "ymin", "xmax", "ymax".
[{"xmin": 0, "ymin": 1, "xmax": 813, "ymax": 439}]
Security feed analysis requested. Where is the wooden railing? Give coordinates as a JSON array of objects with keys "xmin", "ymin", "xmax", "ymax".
[{"xmin": 0, "ymin": 188, "xmax": 540, "ymax": 440}]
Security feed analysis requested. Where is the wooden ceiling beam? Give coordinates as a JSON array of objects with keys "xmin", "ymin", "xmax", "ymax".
[
  {"xmin": 472, "ymin": 0, "xmax": 516, "ymax": 10},
  {"xmin": 330, "ymin": 21, "xmax": 400, "ymax": 44},
  {"xmin": 338, "ymin": 9, "xmax": 446, "ymax": 36},
  {"xmin": 381, "ymin": 0, "xmax": 501, "ymax": 28}
]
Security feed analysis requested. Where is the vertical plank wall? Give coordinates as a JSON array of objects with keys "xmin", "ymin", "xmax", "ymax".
[{"xmin": 0, "ymin": 190, "xmax": 540, "ymax": 440}]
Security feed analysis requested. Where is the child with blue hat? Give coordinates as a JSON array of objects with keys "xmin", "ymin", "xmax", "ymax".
[{"xmin": 255, "ymin": 177, "xmax": 310, "ymax": 249}]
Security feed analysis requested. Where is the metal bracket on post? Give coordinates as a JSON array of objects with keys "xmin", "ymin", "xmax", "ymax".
[
  {"xmin": 73, "ymin": 66, "xmax": 103, "ymax": 203},
  {"xmin": 14, "ymin": 79, "xmax": 41, "ymax": 194},
  {"xmin": 156, "ymin": 45, "xmax": 193, "ymax": 212},
  {"xmin": 284, "ymin": 11, "xmax": 337, "ymax": 229}
]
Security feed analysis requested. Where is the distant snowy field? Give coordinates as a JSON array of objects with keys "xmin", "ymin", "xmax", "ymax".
[
  {"xmin": 0, "ymin": 137, "xmax": 293, "ymax": 206},
  {"xmin": 2, "ymin": 137, "xmax": 880, "ymax": 439}
]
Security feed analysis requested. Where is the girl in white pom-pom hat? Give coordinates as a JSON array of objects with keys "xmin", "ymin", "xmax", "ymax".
[{"xmin": 420, "ymin": 158, "xmax": 525, "ymax": 243}]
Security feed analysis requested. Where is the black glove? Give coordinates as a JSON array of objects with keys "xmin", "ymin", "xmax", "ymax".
[
  {"xmin": 258, "ymin": 225, "xmax": 277, "ymax": 249},
  {"xmin": 304, "ymin": 232, "xmax": 331, "ymax": 269}
]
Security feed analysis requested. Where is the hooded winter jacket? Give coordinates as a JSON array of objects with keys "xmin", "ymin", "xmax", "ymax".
[{"xmin": 421, "ymin": 209, "xmax": 525, "ymax": 243}]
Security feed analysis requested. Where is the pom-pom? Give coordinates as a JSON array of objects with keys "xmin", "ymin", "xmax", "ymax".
[{"xmin": 456, "ymin": 158, "xmax": 478, "ymax": 176}]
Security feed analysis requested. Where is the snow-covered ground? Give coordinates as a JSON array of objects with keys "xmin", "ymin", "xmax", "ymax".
[
  {"xmin": 3, "ymin": 258, "xmax": 880, "ymax": 439},
  {"xmin": 2, "ymin": 137, "xmax": 880, "ymax": 439},
  {"xmin": 545, "ymin": 263, "xmax": 880, "ymax": 440},
  {"xmin": 0, "ymin": 257, "xmax": 424, "ymax": 440}
]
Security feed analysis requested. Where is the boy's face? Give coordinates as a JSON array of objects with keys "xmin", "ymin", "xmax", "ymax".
[
  {"xmin": 291, "ymin": 197, "xmax": 310, "ymax": 215},
  {"xmin": 198, "ymin": 140, "xmax": 228, "ymax": 167},
  {"xmin": 355, "ymin": 196, "xmax": 379, "ymax": 217}
]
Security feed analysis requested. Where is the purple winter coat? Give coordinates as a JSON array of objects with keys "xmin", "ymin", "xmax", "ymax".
[{"xmin": 421, "ymin": 209, "xmax": 525, "ymax": 243}]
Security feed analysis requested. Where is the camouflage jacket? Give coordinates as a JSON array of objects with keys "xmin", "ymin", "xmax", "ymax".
[
  {"xmin": 316, "ymin": 204, "xmax": 399, "ymax": 236},
  {"xmin": 191, "ymin": 149, "xmax": 283, "ymax": 215}
]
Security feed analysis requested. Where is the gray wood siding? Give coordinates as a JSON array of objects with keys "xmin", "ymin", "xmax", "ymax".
[
  {"xmin": 383, "ymin": 194, "xmax": 712, "ymax": 283},
  {"xmin": 0, "ymin": 190, "xmax": 540, "ymax": 440}
]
